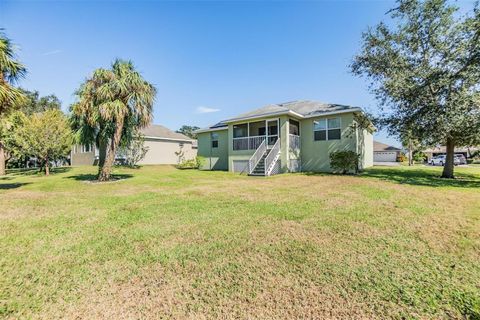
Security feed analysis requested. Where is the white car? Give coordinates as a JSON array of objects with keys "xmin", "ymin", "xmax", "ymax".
[{"xmin": 430, "ymin": 155, "xmax": 460, "ymax": 166}]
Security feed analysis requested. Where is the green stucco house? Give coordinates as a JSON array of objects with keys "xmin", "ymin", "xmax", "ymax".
[{"xmin": 196, "ymin": 100, "xmax": 374, "ymax": 175}]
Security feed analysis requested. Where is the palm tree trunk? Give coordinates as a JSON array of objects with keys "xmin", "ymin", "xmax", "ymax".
[
  {"xmin": 441, "ymin": 137, "xmax": 455, "ymax": 179},
  {"xmin": 98, "ymin": 138, "xmax": 107, "ymax": 168},
  {"xmin": 0, "ymin": 142, "xmax": 6, "ymax": 176},
  {"xmin": 98, "ymin": 118, "xmax": 124, "ymax": 181}
]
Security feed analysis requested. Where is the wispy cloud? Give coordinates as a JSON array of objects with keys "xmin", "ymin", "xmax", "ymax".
[
  {"xmin": 196, "ymin": 106, "xmax": 220, "ymax": 114},
  {"xmin": 42, "ymin": 49, "xmax": 62, "ymax": 56}
]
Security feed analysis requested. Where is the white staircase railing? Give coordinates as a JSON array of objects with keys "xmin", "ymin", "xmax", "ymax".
[
  {"xmin": 264, "ymin": 138, "xmax": 281, "ymax": 176},
  {"xmin": 247, "ymin": 139, "xmax": 267, "ymax": 174}
]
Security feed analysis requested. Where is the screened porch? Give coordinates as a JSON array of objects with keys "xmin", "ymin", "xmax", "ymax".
[{"xmin": 232, "ymin": 119, "xmax": 279, "ymax": 151}]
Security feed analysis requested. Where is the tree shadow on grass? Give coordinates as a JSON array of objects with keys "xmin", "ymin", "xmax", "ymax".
[
  {"xmin": 361, "ymin": 168, "xmax": 480, "ymax": 189},
  {"xmin": 0, "ymin": 182, "xmax": 32, "ymax": 190},
  {"xmin": 7, "ymin": 167, "xmax": 72, "ymax": 176},
  {"xmin": 64, "ymin": 173, "xmax": 133, "ymax": 182}
]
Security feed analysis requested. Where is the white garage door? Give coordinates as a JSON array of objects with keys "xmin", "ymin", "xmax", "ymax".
[{"xmin": 374, "ymin": 152, "xmax": 397, "ymax": 162}]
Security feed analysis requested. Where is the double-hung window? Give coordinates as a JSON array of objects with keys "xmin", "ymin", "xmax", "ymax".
[
  {"xmin": 211, "ymin": 132, "xmax": 219, "ymax": 148},
  {"xmin": 313, "ymin": 118, "xmax": 341, "ymax": 141}
]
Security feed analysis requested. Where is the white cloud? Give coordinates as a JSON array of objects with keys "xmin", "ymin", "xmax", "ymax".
[
  {"xmin": 42, "ymin": 50, "xmax": 62, "ymax": 56},
  {"xmin": 196, "ymin": 106, "xmax": 220, "ymax": 113}
]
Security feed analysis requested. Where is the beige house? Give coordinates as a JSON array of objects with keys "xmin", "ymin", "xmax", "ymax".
[
  {"xmin": 373, "ymin": 141, "xmax": 402, "ymax": 162},
  {"xmin": 71, "ymin": 124, "xmax": 197, "ymax": 166}
]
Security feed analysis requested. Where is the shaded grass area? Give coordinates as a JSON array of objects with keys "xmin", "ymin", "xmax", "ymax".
[
  {"xmin": 363, "ymin": 165, "xmax": 480, "ymax": 188},
  {"xmin": 0, "ymin": 165, "xmax": 479, "ymax": 319}
]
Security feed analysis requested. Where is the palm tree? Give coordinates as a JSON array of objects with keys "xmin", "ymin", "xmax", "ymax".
[
  {"xmin": 0, "ymin": 30, "xmax": 27, "ymax": 175},
  {"xmin": 72, "ymin": 59, "xmax": 156, "ymax": 181}
]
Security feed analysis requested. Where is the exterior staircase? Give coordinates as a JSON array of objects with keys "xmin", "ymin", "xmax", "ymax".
[
  {"xmin": 247, "ymin": 138, "xmax": 281, "ymax": 176},
  {"xmin": 249, "ymin": 152, "xmax": 268, "ymax": 176}
]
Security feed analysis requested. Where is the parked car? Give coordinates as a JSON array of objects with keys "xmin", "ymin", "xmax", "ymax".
[
  {"xmin": 454, "ymin": 154, "xmax": 467, "ymax": 165},
  {"xmin": 430, "ymin": 155, "xmax": 460, "ymax": 166}
]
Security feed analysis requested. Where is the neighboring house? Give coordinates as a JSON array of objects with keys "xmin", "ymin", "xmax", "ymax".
[
  {"xmin": 71, "ymin": 124, "xmax": 197, "ymax": 166},
  {"xmin": 423, "ymin": 146, "xmax": 479, "ymax": 161},
  {"xmin": 196, "ymin": 100, "xmax": 374, "ymax": 175},
  {"xmin": 373, "ymin": 141, "xmax": 402, "ymax": 162}
]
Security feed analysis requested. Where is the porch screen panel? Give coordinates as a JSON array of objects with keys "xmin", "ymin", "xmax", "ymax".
[
  {"xmin": 249, "ymin": 121, "xmax": 265, "ymax": 137},
  {"xmin": 233, "ymin": 124, "xmax": 248, "ymax": 138},
  {"xmin": 289, "ymin": 120, "xmax": 300, "ymax": 136}
]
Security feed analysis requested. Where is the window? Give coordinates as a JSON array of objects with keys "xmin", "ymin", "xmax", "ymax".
[
  {"xmin": 233, "ymin": 123, "xmax": 248, "ymax": 138},
  {"xmin": 327, "ymin": 118, "xmax": 341, "ymax": 140},
  {"xmin": 211, "ymin": 132, "xmax": 219, "ymax": 148},
  {"xmin": 313, "ymin": 118, "xmax": 341, "ymax": 141},
  {"xmin": 313, "ymin": 119, "xmax": 327, "ymax": 141},
  {"xmin": 81, "ymin": 144, "xmax": 92, "ymax": 153}
]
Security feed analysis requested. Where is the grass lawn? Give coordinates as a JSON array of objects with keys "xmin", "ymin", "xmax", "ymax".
[{"xmin": 1, "ymin": 165, "xmax": 479, "ymax": 319}]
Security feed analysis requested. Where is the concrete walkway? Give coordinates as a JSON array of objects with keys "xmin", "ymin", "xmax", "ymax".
[{"xmin": 373, "ymin": 162, "xmax": 401, "ymax": 166}]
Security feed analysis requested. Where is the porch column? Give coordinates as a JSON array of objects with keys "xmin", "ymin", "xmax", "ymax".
[{"xmin": 247, "ymin": 122, "xmax": 250, "ymax": 149}]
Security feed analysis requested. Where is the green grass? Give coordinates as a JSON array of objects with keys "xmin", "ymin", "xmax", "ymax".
[{"xmin": 1, "ymin": 165, "xmax": 479, "ymax": 319}]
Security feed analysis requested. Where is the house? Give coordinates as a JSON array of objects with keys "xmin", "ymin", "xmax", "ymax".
[
  {"xmin": 423, "ymin": 146, "xmax": 479, "ymax": 161},
  {"xmin": 195, "ymin": 100, "xmax": 374, "ymax": 175},
  {"xmin": 373, "ymin": 141, "xmax": 402, "ymax": 162},
  {"xmin": 71, "ymin": 124, "xmax": 197, "ymax": 166}
]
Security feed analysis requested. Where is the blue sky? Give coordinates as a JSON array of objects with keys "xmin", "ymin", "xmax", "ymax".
[{"xmin": 2, "ymin": 0, "xmax": 462, "ymax": 147}]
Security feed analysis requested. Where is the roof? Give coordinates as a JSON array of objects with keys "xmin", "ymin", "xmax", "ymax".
[
  {"xmin": 374, "ymin": 141, "xmax": 401, "ymax": 152},
  {"xmin": 140, "ymin": 124, "xmax": 194, "ymax": 141},
  {"xmin": 227, "ymin": 100, "xmax": 359, "ymax": 122},
  {"xmin": 196, "ymin": 100, "xmax": 361, "ymax": 133}
]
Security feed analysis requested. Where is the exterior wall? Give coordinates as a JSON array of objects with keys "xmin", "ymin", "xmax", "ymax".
[
  {"xmin": 138, "ymin": 139, "xmax": 197, "ymax": 165},
  {"xmin": 71, "ymin": 145, "xmax": 95, "ymax": 166},
  {"xmin": 227, "ymin": 115, "xmax": 289, "ymax": 173},
  {"xmin": 299, "ymin": 112, "xmax": 357, "ymax": 172},
  {"xmin": 197, "ymin": 130, "xmax": 229, "ymax": 170},
  {"xmin": 358, "ymin": 128, "xmax": 374, "ymax": 169}
]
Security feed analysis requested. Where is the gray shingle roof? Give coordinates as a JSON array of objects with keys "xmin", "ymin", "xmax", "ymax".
[
  {"xmin": 227, "ymin": 100, "xmax": 359, "ymax": 121},
  {"xmin": 196, "ymin": 100, "xmax": 361, "ymax": 133},
  {"xmin": 279, "ymin": 100, "xmax": 358, "ymax": 117},
  {"xmin": 140, "ymin": 124, "xmax": 193, "ymax": 141},
  {"xmin": 374, "ymin": 141, "xmax": 401, "ymax": 152}
]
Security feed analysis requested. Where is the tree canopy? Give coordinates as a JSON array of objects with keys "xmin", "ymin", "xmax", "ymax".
[
  {"xmin": 177, "ymin": 125, "xmax": 200, "ymax": 139},
  {"xmin": 0, "ymin": 29, "xmax": 27, "ymax": 116},
  {"xmin": 351, "ymin": 0, "xmax": 480, "ymax": 178},
  {"xmin": 18, "ymin": 89, "xmax": 61, "ymax": 115},
  {"xmin": 0, "ymin": 29, "xmax": 27, "ymax": 175},
  {"xmin": 15, "ymin": 109, "xmax": 73, "ymax": 175}
]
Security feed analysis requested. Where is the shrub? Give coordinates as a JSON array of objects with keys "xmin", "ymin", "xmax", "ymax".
[
  {"xmin": 329, "ymin": 151, "xmax": 360, "ymax": 174},
  {"xmin": 177, "ymin": 156, "xmax": 204, "ymax": 170},
  {"xmin": 397, "ymin": 153, "xmax": 407, "ymax": 162},
  {"xmin": 412, "ymin": 151, "xmax": 426, "ymax": 163}
]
